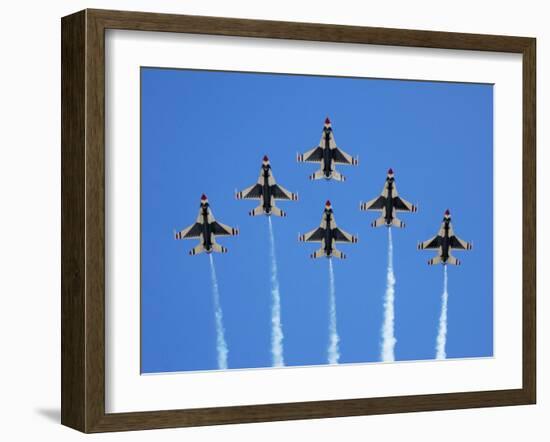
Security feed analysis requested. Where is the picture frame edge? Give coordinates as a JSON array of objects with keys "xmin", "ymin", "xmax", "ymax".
[{"xmin": 60, "ymin": 8, "xmax": 537, "ymax": 433}]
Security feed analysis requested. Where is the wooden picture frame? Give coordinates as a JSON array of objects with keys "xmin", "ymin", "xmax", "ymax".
[{"xmin": 61, "ymin": 8, "xmax": 536, "ymax": 433}]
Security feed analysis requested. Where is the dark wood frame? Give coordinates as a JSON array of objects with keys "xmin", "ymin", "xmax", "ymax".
[{"xmin": 61, "ymin": 8, "xmax": 536, "ymax": 433}]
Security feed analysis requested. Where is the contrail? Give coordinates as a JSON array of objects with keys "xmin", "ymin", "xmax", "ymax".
[
  {"xmin": 208, "ymin": 254, "xmax": 228, "ymax": 370},
  {"xmin": 267, "ymin": 217, "xmax": 285, "ymax": 367},
  {"xmin": 328, "ymin": 258, "xmax": 340, "ymax": 364},
  {"xmin": 436, "ymin": 266, "xmax": 449, "ymax": 360},
  {"xmin": 381, "ymin": 227, "xmax": 396, "ymax": 362}
]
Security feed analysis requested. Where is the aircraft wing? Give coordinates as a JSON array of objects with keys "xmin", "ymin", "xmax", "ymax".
[
  {"xmin": 332, "ymin": 147, "xmax": 358, "ymax": 165},
  {"xmin": 450, "ymin": 235, "xmax": 473, "ymax": 250},
  {"xmin": 175, "ymin": 222, "xmax": 202, "ymax": 240},
  {"xmin": 393, "ymin": 196, "xmax": 417, "ymax": 212},
  {"xmin": 300, "ymin": 227, "xmax": 325, "ymax": 243},
  {"xmin": 236, "ymin": 183, "xmax": 262, "ymax": 200},
  {"xmin": 271, "ymin": 184, "xmax": 298, "ymax": 201},
  {"xmin": 361, "ymin": 195, "xmax": 386, "ymax": 211},
  {"xmin": 418, "ymin": 235, "xmax": 441, "ymax": 249},
  {"xmin": 298, "ymin": 146, "xmax": 324, "ymax": 163},
  {"xmin": 210, "ymin": 221, "xmax": 238, "ymax": 236},
  {"xmin": 332, "ymin": 227, "xmax": 358, "ymax": 243}
]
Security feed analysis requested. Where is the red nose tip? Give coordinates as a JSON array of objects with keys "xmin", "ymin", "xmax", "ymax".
[
  {"xmin": 325, "ymin": 200, "xmax": 331, "ymax": 206},
  {"xmin": 201, "ymin": 194, "xmax": 207, "ymax": 201},
  {"xmin": 325, "ymin": 117, "xmax": 331, "ymax": 125},
  {"xmin": 263, "ymin": 155, "xmax": 269, "ymax": 162},
  {"xmin": 445, "ymin": 209, "xmax": 450, "ymax": 215},
  {"xmin": 388, "ymin": 168, "xmax": 394, "ymax": 174}
]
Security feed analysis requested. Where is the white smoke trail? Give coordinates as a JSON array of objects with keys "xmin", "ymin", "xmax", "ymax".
[
  {"xmin": 381, "ymin": 227, "xmax": 396, "ymax": 362},
  {"xmin": 436, "ymin": 266, "xmax": 449, "ymax": 360},
  {"xmin": 328, "ymin": 258, "xmax": 340, "ymax": 365},
  {"xmin": 208, "ymin": 254, "xmax": 228, "ymax": 370},
  {"xmin": 267, "ymin": 217, "xmax": 285, "ymax": 367}
]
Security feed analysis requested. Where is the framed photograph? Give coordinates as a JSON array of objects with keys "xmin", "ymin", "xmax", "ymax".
[{"xmin": 61, "ymin": 9, "xmax": 536, "ymax": 433}]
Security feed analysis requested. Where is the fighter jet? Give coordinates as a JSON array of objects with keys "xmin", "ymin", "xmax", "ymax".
[
  {"xmin": 299, "ymin": 200, "xmax": 358, "ymax": 259},
  {"xmin": 417, "ymin": 210, "xmax": 473, "ymax": 266},
  {"xmin": 174, "ymin": 194, "xmax": 238, "ymax": 255},
  {"xmin": 297, "ymin": 117, "xmax": 358, "ymax": 181},
  {"xmin": 235, "ymin": 155, "xmax": 298, "ymax": 216},
  {"xmin": 360, "ymin": 168, "xmax": 418, "ymax": 228}
]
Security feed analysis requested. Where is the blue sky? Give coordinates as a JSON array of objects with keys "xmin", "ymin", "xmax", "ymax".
[{"xmin": 140, "ymin": 67, "xmax": 493, "ymax": 374}]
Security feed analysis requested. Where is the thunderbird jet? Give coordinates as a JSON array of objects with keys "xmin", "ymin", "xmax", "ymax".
[
  {"xmin": 299, "ymin": 200, "xmax": 358, "ymax": 259},
  {"xmin": 360, "ymin": 168, "xmax": 418, "ymax": 228},
  {"xmin": 236, "ymin": 155, "xmax": 298, "ymax": 216},
  {"xmin": 174, "ymin": 194, "xmax": 238, "ymax": 255},
  {"xmin": 417, "ymin": 210, "xmax": 473, "ymax": 266},
  {"xmin": 297, "ymin": 117, "xmax": 358, "ymax": 181}
]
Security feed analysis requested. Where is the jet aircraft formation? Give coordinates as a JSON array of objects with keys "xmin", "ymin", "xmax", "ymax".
[{"xmin": 174, "ymin": 117, "xmax": 472, "ymax": 265}]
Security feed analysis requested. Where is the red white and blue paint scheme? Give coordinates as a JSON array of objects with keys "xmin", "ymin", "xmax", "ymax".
[
  {"xmin": 297, "ymin": 117, "xmax": 358, "ymax": 181},
  {"xmin": 360, "ymin": 168, "xmax": 418, "ymax": 228},
  {"xmin": 174, "ymin": 194, "xmax": 238, "ymax": 255},
  {"xmin": 299, "ymin": 200, "xmax": 358, "ymax": 259},
  {"xmin": 236, "ymin": 155, "xmax": 298, "ymax": 216},
  {"xmin": 418, "ymin": 210, "xmax": 473, "ymax": 266}
]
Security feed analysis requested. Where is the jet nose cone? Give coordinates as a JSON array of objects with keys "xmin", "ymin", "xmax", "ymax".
[
  {"xmin": 445, "ymin": 209, "xmax": 450, "ymax": 216},
  {"xmin": 388, "ymin": 168, "xmax": 394, "ymax": 175},
  {"xmin": 325, "ymin": 200, "xmax": 331, "ymax": 207},
  {"xmin": 201, "ymin": 194, "xmax": 208, "ymax": 201},
  {"xmin": 324, "ymin": 117, "xmax": 331, "ymax": 125},
  {"xmin": 263, "ymin": 155, "xmax": 269, "ymax": 162}
]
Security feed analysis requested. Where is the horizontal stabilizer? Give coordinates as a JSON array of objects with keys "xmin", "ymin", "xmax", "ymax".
[
  {"xmin": 428, "ymin": 256, "xmax": 441, "ymax": 266},
  {"xmin": 309, "ymin": 170, "xmax": 326, "ymax": 181},
  {"xmin": 189, "ymin": 244, "xmax": 205, "ymax": 256},
  {"xmin": 392, "ymin": 217, "xmax": 405, "ymax": 228},
  {"xmin": 331, "ymin": 248, "xmax": 346, "ymax": 259},
  {"xmin": 270, "ymin": 206, "xmax": 286, "ymax": 217},
  {"xmin": 249, "ymin": 205, "xmax": 266, "ymax": 216},
  {"xmin": 446, "ymin": 255, "xmax": 461, "ymax": 266},
  {"xmin": 371, "ymin": 217, "xmax": 387, "ymax": 228},
  {"xmin": 211, "ymin": 243, "xmax": 228, "ymax": 254},
  {"xmin": 310, "ymin": 248, "xmax": 326, "ymax": 259},
  {"xmin": 331, "ymin": 170, "xmax": 346, "ymax": 182}
]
